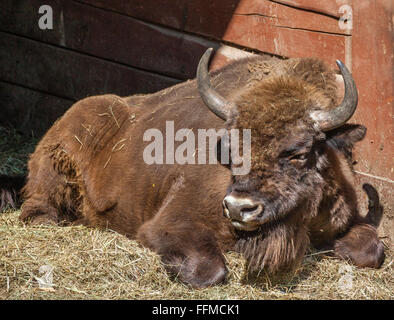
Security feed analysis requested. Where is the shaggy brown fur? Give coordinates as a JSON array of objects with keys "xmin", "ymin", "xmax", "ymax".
[
  {"xmin": 235, "ymin": 59, "xmax": 336, "ymax": 168},
  {"xmin": 15, "ymin": 55, "xmax": 385, "ymax": 288}
]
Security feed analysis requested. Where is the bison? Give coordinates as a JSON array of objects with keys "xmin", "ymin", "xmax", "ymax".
[{"xmin": 9, "ymin": 49, "xmax": 385, "ymax": 288}]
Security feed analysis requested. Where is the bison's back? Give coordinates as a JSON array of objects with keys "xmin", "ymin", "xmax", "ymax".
[
  {"xmin": 20, "ymin": 94, "xmax": 138, "ymax": 226},
  {"xmin": 20, "ymin": 54, "xmax": 278, "ymax": 236}
]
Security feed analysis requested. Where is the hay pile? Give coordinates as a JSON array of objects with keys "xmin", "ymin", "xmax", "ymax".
[{"xmin": 0, "ymin": 209, "xmax": 392, "ymax": 300}]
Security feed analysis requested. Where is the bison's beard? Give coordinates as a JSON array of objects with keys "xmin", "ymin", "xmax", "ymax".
[
  {"xmin": 235, "ymin": 179, "xmax": 325, "ymax": 274},
  {"xmin": 235, "ymin": 216, "xmax": 310, "ymax": 274}
]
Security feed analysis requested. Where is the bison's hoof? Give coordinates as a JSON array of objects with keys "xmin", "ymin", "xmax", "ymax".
[{"xmin": 334, "ymin": 224, "xmax": 385, "ymax": 268}]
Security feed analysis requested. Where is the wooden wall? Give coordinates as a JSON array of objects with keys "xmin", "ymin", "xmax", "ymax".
[
  {"xmin": 0, "ymin": 0, "xmax": 353, "ymax": 135},
  {"xmin": 0, "ymin": 0, "xmax": 220, "ymax": 134},
  {"xmin": 0, "ymin": 0, "xmax": 392, "ymax": 238}
]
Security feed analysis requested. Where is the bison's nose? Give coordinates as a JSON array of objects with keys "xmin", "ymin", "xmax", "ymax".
[{"xmin": 223, "ymin": 195, "xmax": 264, "ymax": 222}]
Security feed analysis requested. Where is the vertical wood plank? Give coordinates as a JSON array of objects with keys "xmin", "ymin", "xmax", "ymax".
[
  {"xmin": 351, "ymin": 0, "xmax": 393, "ymax": 244},
  {"xmin": 351, "ymin": 0, "xmax": 393, "ymax": 180}
]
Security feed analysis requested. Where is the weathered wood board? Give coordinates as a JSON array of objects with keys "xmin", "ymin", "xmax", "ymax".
[
  {"xmin": 0, "ymin": 0, "xmax": 219, "ymax": 80},
  {"xmin": 351, "ymin": 0, "xmax": 393, "ymax": 181},
  {"xmin": 0, "ymin": 32, "xmax": 180, "ymax": 101},
  {"xmin": 80, "ymin": 0, "xmax": 349, "ymax": 65}
]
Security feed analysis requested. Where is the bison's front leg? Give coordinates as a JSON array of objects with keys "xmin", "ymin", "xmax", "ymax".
[
  {"xmin": 137, "ymin": 217, "xmax": 228, "ymax": 288},
  {"xmin": 326, "ymin": 184, "xmax": 385, "ymax": 268},
  {"xmin": 334, "ymin": 224, "xmax": 385, "ymax": 268}
]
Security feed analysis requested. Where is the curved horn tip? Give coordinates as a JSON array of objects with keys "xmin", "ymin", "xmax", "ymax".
[
  {"xmin": 205, "ymin": 47, "xmax": 214, "ymax": 55},
  {"xmin": 311, "ymin": 59, "xmax": 358, "ymax": 131},
  {"xmin": 336, "ymin": 60, "xmax": 349, "ymax": 72},
  {"xmin": 196, "ymin": 48, "xmax": 234, "ymax": 121},
  {"xmin": 197, "ymin": 48, "xmax": 214, "ymax": 75},
  {"xmin": 201, "ymin": 48, "xmax": 214, "ymax": 61}
]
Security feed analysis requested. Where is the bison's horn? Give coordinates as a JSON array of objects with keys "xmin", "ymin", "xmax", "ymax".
[
  {"xmin": 197, "ymin": 48, "xmax": 236, "ymax": 121},
  {"xmin": 310, "ymin": 60, "xmax": 358, "ymax": 131}
]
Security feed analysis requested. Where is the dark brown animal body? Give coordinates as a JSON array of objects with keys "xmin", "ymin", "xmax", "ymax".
[
  {"xmin": 18, "ymin": 51, "xmax": 384, "ymax": 288},
  {"xmin": 0, "ymin": 175, "xmax": 25, "ymax": 211}
]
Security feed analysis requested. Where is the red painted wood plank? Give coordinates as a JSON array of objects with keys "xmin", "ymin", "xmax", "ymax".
[
  {"xmin": 234, "ymin": 0, "xmax": 348, "ymax": 34},
  {"xmin": 266, "ymin": 0, "xmax": 351, "ymax": 17},
  {"xmin": 79, "ymin": 0, "xmax": 347, "ymax": 64},
  {"xmin": 350, "ymin": 0, "xmax": 393, "ymax": 246},
  {"xmin": 0, "ymin": 0, "xmax": 219, "ymax": 80},
  {"xmin": 80, "ymin": 0, "xmax": 348, "ymax": 36},
  {"xmin": 0, "ymin": 32, "xmax": 180, "ymax": 101},
  {"xmin": 222, "ymin": 15, "xmax": 346, "ymax": 65},
  {"xmin": 210, "ymin": 45, "xmax": 259, "ymax": 71},
  {"xmin": 351, "ymin": 0, "xmax": 393, "ymax": 181}
]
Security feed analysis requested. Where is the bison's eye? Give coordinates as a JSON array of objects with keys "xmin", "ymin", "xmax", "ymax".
[
  {"xmin": 279, "ymin": 142, "xmax": 312, "ymax": 167},
  {"xmin": 288, "ymin": 152, "xmax": 308, "ymax": 165}
]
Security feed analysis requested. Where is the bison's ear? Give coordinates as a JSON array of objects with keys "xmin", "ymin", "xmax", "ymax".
[{"xmin": 326, "ymin": 124, "xmax": 366, "ymax": 157}]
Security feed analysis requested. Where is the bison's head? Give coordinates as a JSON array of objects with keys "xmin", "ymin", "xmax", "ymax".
[{"xmin": 197, "ymin": 48, "xmax": 364, "ymax": 233}]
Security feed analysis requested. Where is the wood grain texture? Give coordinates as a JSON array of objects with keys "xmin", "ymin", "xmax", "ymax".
[
  {"xmin": 351, "ymin": 0, "xmax": 393, "ymax": 180},
  {"xmin": 80, "ymin": 0, "xmax": 349, "ymax": 34},
  {"xmin": 78, "ymin": 0, "xmax": 239, "ymax": 38},
  {"xmin": 263, "ymin": 0, "xmax": 350, "ymax": 17},
  {"xmin": 79, "ymin": 0, "xmax": 348, "ymax": 64},
  {"xmin": 0, "ymin": 0, "xmax": 219, "ymax": 80},
  {"xmin": 221, "ymin": 14, "xmax": 346, "ymax": 64},
  {"xmin": 233, "ymin": 0, "xmax": 349, "ymax": 34},
  {"xmin": 0, "ymin": 32, "xmax": 180, "ymax": 101}
]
